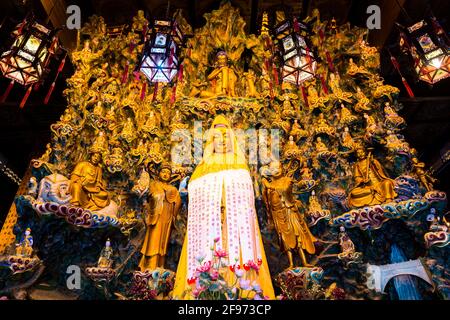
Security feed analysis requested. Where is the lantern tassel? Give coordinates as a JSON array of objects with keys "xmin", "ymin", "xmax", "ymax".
[
  {"xmin": 402, "ymin": 77, "xmax": 415, "ymax": 98},
  {"xmin": 319, "ymin": 74, "xmax": 329, "ymax": 94},
  {"xmin": 44, "ymin": 82, "xmax": 56, "ymax": 104},
  {"xmin": 2, "ymin": 80, "xmax": 15, "ymax": 103},
  {"xmin": 122, "ymin": 62, "xmax": 129, "ymax": 84},
  {"xmin": 301, "ymin": 85, "xmax": 309, "ymax": 109},
  {"xmin": 140, "ymin": 81, "xmax": 147, "ymax": 101},
  {"xmin": 293, "ymin": 17, "xmax": 300, "ymax": 33},
  {"xmin": 170, "ymin": 85, "xmax": 177, "ymax": 104},
  {"xmin": 178, "ymin": 63, "xmax": 184, "ymax": 82},
  {"xmin": 20, "ymin": 85, "xmax": 33, "ymax": 109},
  {"xmin": 326, "ymin": 51, "xmax": 335, "ymax": 72},
  {"xmin": 152, "ymin": 82, "xmax": 159, "ymax": 102}
]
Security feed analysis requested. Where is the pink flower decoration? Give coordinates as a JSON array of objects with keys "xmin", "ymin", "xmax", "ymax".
[
  {"xmin": 210, "ymin": 270, "xmax": 219, "ymax": 281},
  {"xmin": 214, "ymin": 248, "xmax": 228, "ymax": 258},
  {"xmin": 196, "ymin": 260, "xmax": 212, "ymax": 273},
  {"xmin": 239, "ymin": 279, "xmax": 251, "ymax": 290}
]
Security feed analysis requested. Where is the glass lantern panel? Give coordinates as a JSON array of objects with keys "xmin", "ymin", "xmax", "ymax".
[
  {"xmin": 283, "ymin": 50, "xmax": 298, "ymax": 61},
  {"xmin": 425, "ymin": 48, "xmax": 443, "ymax": 61},
  {"xmin": 17, "ymin": 50, "xmax": 34, "ymax": 62},
  {"xmin": 38, "ymin": 47, "xmax": 48, "ymax": 63},
  {"xmin": 417, "ymin": 34, "xmax": 437, "ymax": 53},
  {"xmin": 33, "ymin": 23, "xmax": 50, "ymax": 35},
  {"xmin": 296, "ymin": 35, "xmax": 307, "ymax": 48},
  {"xmin": 154, "ymin": 33, "xmax": 167, "ymax": 47},
  {"xmin": 151, "ymin": 47, "xmax": 166, "ymax": 54},
  {"xmin": 24, "ymin": 35, "xmax": 42, "ymax": 55},
  {"xmin": 282, "ymin": 35, "xmax": 295, "ymax": 52}
]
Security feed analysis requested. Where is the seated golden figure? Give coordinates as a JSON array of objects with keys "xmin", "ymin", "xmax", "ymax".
[
  {"xmin": 70, "ymin": 152, "xmax": 111, "ymax": 211},
  {"xmin": 200, "ymin": 51, "xmax": 237, "ymax": 98},
  {"xmin": 354, "ymin": 87, "xmax": 371, "ymax": 112},
  {"xmin": 348, "ymin": 148, "xmax": 397, "ymax": 208}
]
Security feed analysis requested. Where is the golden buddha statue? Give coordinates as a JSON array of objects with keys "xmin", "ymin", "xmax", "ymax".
[
  {"xmin": 148, "ymin": 138, "xmax": 163, "ymax": 164},
  {"xmin": 105, "ymin": 106, "xmax": 117, "ymax": 131},
  {"xmin": 348, "ymin": 147, "xmax": 397, "ymax": 208},
  {"xmin": 307, "ymin": 84, "xmax": 329, "ymax": 111},
  {"xmin": 347, "ymin": 58, "xmax": 370, "ymax": 76},
  {"xmin": 329, "ymin": 73, "xmax": 352, "ymax": 103},
  {"xmin": 200, "ymin": 51, "xmax": 237, "ymax": 98},
  {"xmin": 15, "ymin": 228, "xmax": 33, "ymax": 257},
  {"xmin": 170, "ymin": 110, "xmax": 189, "ymax": 132},
  {"xmin": 70, "ymin": 152, "xmax": 111, "ymax": 211},
  {"xmin": 142, "ymin": 110, "xmax": 160, "ymax": 135},
  {"xmin": 411, "ymin": 157, "xmax": 437, "ymax": 192},
  {"xmin": 91, "ymin": 131, "xmax": 108, "ymax": 153},
  {"xmin": 307, "ymin": 190, "xmax": 331, "ymax": 225},
  {"xmin": 384, "ymin": 102, "xmax": 405, "ymax": 130},
  {"xmin": 261, "ymin": 161, "xmax": 316, "ymax": 268},
  {"xmin": 290, "ymin": 119, "xmax": 308, "ymax": 140},
  {"xmin": 139, "ymin": 164, "xmax": 181, "ymax": 271},
  {"xmin": 339, "ymin": 104, "xmax": 357, "ymax": 126},
  {"xmin": 243, "ymin": 69, "xmax": 259, "ymax": 98},
  {"xmin": 97, "ymin": 239, "xmax": 114, "ymax": 268},
  {"xmin": 315, "ymin": 137, "xmax": 329, "ymax": 153},
  {"xmin": 341, "ymin": 127, "xmax": 356, "ymax": 150},
  {"xmin": 354, "ymin": 87, "xmax": 371, "ymax": 112},
  {"xmin": 284, "ymin": 135, "xmax": 301, "ymax": 159},
  {"xmin": 120, "ymin": 117, "xmax": 136, "ymax": 143},
  {"xmin": 314, "ymin": 113, "xmax": 335, "ymax": 136}
]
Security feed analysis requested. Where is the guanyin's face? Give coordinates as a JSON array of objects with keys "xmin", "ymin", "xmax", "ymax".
[{"xmin": 213, "ymin": 127, "xmax": 232, "ymax": 154}]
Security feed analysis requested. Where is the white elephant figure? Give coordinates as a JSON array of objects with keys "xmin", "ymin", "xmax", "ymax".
[{"xmin": 37, "ymin": 173, "xmax": 72, "ymax": 204}]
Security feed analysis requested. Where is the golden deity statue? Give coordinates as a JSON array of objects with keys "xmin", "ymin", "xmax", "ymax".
[
  {"xmin": 70, "ymin": 152, "xmax": 111, "ymax": 211},
  {"xmin": 120, "ymin": 117, "xmax": 136, "ymax": 143},
  {"xmin": 315, "ymin": 137, "xmax": 329, "ymax": 153},
  {"xmin": 173, "ymin": 115, "xmax": 275, "ymax": 299},
  {"xmin": 341, "ymin": 127, "xmax": 356, "ymax": 150},
  {"xmin": 142, "ymin": 110, "xmax": 160, "ymax": 135},
  {"xmin": 243, "ymin": 69, "xmax": 259, "ymax": 98},
  {"xmin": 148, "ymin": 137, "xmax": 163, "ymax": 164},
  {"xmin": 314, "ymin": 113, "xmax": 335, "ymax": 136},
  {"xmin": 97, "ymin": 239, "xmax": 114, "ymax": 268},
  {"xmin": 307, "ymin": 84, "xmax": 329, "ymax": 111},
  {"xmin": 329, "ymin": 73, "xmax": 352, "ymax": 103},
  {"xmin": 284, "ymin": 135, "xmax": 301, "ymax": 159},
  {"xmin": 411, "ymin": 157, "xmax": 437, "ymax": 192},
  {"xmin": 139, "ymin": 164, "xmax": 181, "ymax": 271},
  {"xmin": 347, "ymin": 58, "xmax": 370, "ymax": 76},
  {"xmin": 354, "ymin": 87, "xmax": 371, "ymax": 112},
  {"xmin": 15, "ymin": 228, "xmax": 33, "ymax": 257},
  {"xmin": 200, "ymin": 51, "xmax": 237, "ymax": 98},
  {"xmin": 290, "ymin": 119, "xmax": 308, "ymax": 140},
  {"xmin": 348, "ymin": 147, "xmax": 397, "ymax": 208},
  {"xmin": 261, "ymin": 161, "xmax": 316, "ymax": 268},
  {"xmin": 91, "ymin": 131, "xmax": 108, "ymax": 153},
  {"xmin": 384, "ymin": 102, "xmax": 405, "ymax": 129},
  {"xmin": 339, "ymin": 104, "xmax": 357, "ymax": 126}
]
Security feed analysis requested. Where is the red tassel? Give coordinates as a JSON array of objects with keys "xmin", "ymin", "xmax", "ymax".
[
  {"xmin": 170, "ymin": 85, "xmax": 177, "ymax": 104},
  {"xmin": 326, "ymin": 51, "xmax": 335, "ymax": 72},
  {"xmin": 178, "ymin": 64, "xmax": 184, "ymax": 82},
  {"xmin": 319, "ymin": 74, "xmax": 329, "ymax": 94},
  {"xmin": 402, "ymin": 77, "xmax": 415, "ymax": 98},
  {"xmin": 140, "ymin": 81, "xmax": 147, "ymax": 101},
  {"xmin": 301, "ymin": 85, "xmax": 309, "ymax": 109},
  {"xmin": 293, "ymin": 17, "xmax": 300, "ymax": 33},
  {"xmin": 44, "ymin": 82, "xmax": 56, "ymax": 104},
  {"xmin": 152, "ymin": 82, "xmax": 159, "ymax": 102},
  {"xmin": 1, "ymin": 80, "xmax": 14, "ymax": 103},
  {"xmin": 272, "ymin": 64, "xmax": 279, "ymax": 86},
  {"xmin": 168, "ymin": 47, "xmax": 174, "ymax": 68},
  {"xmin": 142, "ymin": 24, "xmax": 148, "ymax": 40},
  {"xmin": 264, "ymin": 59, "xmax": 270, "ymax": 72},
  {"xmin": 319, "ymin": 28, "xmax": 325, "ymax": 44},
  {"xmin": 20, "ymin": 85, "xmax": 33, "ymax": 109},
  {"xmin": 122, "ymin": 62, "xmax": 129, "ymax": 84}
]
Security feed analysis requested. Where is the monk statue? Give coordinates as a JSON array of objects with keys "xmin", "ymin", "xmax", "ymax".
[
  {"xmin": 261, "ymin": 161, "xmax": 316, "ymax": 268},
  {"xmin": 173, "ymin": 115, "xmax": 275, "ymax": 299},
  {"xmin": 348, "ymin": 147, "xmax": 397, "ymax": 208},
  {"xmin": 70, "ymin": 152, "xmax": 111, "ymax": 211},
  {"xmin": 200, "ymin": 51, "xmax": 237, "ymax": 98},
  {"xmin": 139, "ymin": 164, "xmax": 181, "ymax": 271}
]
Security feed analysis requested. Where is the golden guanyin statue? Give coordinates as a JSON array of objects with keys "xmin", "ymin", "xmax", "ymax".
[
  {"xmin": 70, "ymin": 152, "xmax": 111, "ymax": 211},
  {"xmin": 173, "ymin": 115, "xmax": 275, "ymax": 299},
  {"xmin": 354, "ymin": 87, "xmax": 371, "ymax": 112},
  {"xmin": 139, "ymin": 164, "xmax": 181, "ymax": 271},
  {"xmin": 91, "ymin": 131, "xmax": 108, "ymax": 153},
  {"xmin": 142, "ymin": 110, "xmax": 160, "ymax": 135},
  {"xmin": 199, "ymin": 51, "xmax": 237, "ymax": 98},
  {"xmin": 348, "ymin": 147, "xmax": 397, "ymax": 208},
  {"xmin": 411, "ymin": 157, "xmax": 437, "ymax": 192},
  {"xmin": 261, "ymin": 161, "xmax": 316, "ymax": 268},
  {"xmin": 384, "ymin": 102, "xmax": 405, "ymax": 130},
  {"xmin": 148, "ymin": 137, "xmax": 163, "ymax": 164},
  {"xmin": 243, "ymin": 69, "xmax": 258, "ymax": 98},
  {"xmin": 347, "ymin": 58, "xmax": 370, "ymax": 76},
  {"xmin": 315, "ymin": 137, "xmax": 329, "ymax": 153}
]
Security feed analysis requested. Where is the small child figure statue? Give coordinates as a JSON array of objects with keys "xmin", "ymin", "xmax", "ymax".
[
  {"xmin": 97, "ymin": 239, "xmax": 114, "ymax": 268},
  {"xmin": 15, "ymin": 228, "xmax": 33, "ymax": 257}
]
